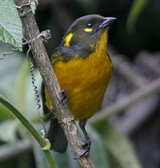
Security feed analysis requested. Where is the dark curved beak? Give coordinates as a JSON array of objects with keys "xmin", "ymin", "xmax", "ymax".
[{"xmin": 98, "ymin": 17, "xmax": 117, "ymax": 31}]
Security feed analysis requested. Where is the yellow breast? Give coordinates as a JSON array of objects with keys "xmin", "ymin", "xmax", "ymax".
[{"xmin": 46, "ymin": 29, "xmax": 112, "ymax": 120}]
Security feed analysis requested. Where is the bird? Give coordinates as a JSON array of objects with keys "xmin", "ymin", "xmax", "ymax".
[{"xmin": 42, "ymin": 14, "xmax": 116, "ymax": 158}]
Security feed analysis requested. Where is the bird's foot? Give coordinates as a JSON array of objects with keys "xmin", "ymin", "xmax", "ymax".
[
  {"xmin": 59, "ymin": 90, "xmax": 68, "ymax": 105},
  {"xmin": 74, "ymin": 139, "xmax": 91, "ymax": 159}
]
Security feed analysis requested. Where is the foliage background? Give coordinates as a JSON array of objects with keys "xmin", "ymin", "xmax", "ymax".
[{"xmin": 0, "ymin": 0, "xmax": 160, "ymax": 168}]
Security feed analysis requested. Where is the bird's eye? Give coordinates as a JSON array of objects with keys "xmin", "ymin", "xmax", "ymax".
[{"xmin": 87, "ymin": 23, "xmax": 93, "ymax": 28}]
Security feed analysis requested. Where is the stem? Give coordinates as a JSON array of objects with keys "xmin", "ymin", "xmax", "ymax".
[{"xmin": 0, "ymin": 95, "xmax": 58, "ymax": 168}]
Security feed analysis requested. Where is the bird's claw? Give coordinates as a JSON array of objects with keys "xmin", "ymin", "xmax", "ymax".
[
  {"xmin": 59, "ymin": 90, "xmax": 68, "ymax": 105},
  {"xmin": 74, "ymin": 140, "xmax": 91, "ymax": 159}
]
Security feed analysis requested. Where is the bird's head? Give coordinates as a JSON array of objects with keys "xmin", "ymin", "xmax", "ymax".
[{"xmin": 61, "ymin": 14, "xmax": 116, "ymax": 49}]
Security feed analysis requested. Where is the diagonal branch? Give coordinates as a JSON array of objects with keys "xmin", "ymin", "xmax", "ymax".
[{"xmin": 13, "ymin": 0, "xmax": 95, "ymax": 167}]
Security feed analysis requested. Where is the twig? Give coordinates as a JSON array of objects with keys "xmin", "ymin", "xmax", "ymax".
[
  {"xmin": 14, "ymin": 0, "xmax": 95, "ymax": 167},
  {"xmin": 15, "ymin": 0, "xmax": 37, "ymax": 8}
]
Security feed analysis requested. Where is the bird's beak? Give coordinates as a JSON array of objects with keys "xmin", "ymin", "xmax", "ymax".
[{"xmin": 98, "ymin": 17, "xmax": 117, "ymax": 31}]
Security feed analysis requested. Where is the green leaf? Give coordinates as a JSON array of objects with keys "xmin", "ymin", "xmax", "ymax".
[
  {"xmin": 0, "ymin": 0, "xmax": 38, "ymax": 47},
  {"xmin": 0, "ymin": 0, "xmax": 22, "ymax": 47},
  {"xmin": 127, "ymin": 0, "xmax": 149, "ymax": 32}
]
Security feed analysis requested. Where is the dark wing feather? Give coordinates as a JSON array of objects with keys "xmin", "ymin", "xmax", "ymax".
[
  {"xmin": 47, "ymin": 116, "xmax": 68, "ymax": 153},
  {"xmin": 41, "ymin": 82, "xmax": 68, "ymax": 153}
]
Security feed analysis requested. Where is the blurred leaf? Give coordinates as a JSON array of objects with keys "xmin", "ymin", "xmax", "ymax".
[
  {"xmin": 14, "ymin": 57, "xmax": 43, "ymax": 120},
  {"xmin": 0, "ymin": 120, "xmax": 18, "ymax": 143},
  {"xmin": 0, "ymin": 42, "xmax": 42, "ymax": 120},
  {"xmin": 127, "ymin": 0, "xmax": 149, "ymax": 32},
  {"xmin": 0, "ymin": 42, "xmax": 25, "ymax": 102},
  {"xmin": 25, "ymin": 67, "xmax": 42, "ymax": 120},
  {"xmin": 94, "ymin": 121, "xmax": 142, "ymax": 168},
  {"xmin": 87, "ymin": 126, "xmax": 109, "ymax": 168},
  {"xmin": 14, "ymin": 58, "xmax": 30, "ymax": 113}
]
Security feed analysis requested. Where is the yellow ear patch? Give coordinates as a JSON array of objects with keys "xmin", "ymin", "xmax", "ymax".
[
  {"xmin": 75, "ymin": 54, "xmax": 79, "ymax": 58},
  {"xmin": 64, "ymin": 33, "xmax": 73, "ymax": 47},
  {"xmin": 84, "ymin": 28, "xmax": 93, "ymax": 32}
]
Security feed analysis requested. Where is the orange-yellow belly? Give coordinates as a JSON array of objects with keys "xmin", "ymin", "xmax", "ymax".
[{"xmin": 45, "ymin": 30, "xmax": 112, "ymax": 120}]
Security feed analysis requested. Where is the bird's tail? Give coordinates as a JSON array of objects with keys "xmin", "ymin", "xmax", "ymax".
[{"xmin": 47, "ymin": 117, "xmax": 68, "ymax": 153}]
